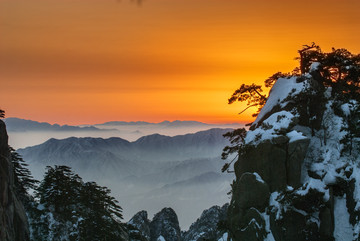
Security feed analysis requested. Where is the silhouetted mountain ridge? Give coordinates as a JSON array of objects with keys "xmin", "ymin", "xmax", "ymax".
[{"xmin": 4, "ymin": 117, "xmax": 115, "ymax": 132}]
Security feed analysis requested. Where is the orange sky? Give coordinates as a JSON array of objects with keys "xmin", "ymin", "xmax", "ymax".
[{"xmin": 1, "ymin": 0, "xmax": 360, "ymax": 125}]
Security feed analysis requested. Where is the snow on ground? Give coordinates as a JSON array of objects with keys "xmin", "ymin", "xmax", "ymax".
[
  {"xmin": 269, "ymin": 192, "xmax": 281, "ymax": 220},
  {"xmin": 309, "ymin": 62, "xmax": 321, "ymax": 72},
  {"xmin": 261, "ymin": 212, "xmax": 276, "ymax": 241},
  {"xmin": 350, "ymin": 165, "xmax": 360, "ymax": 211},
  {"xmin": 340, "ymin": 100, "xmax": 358, "ymax": 117},
  {"xmin": 157, "ymin": 235, "xmax": 166, "ymax": 241},
  {"xmin": 302, "ymin": 99, "xmax": 348, "ymax": 184},
  {"xmin": 245, "ymin": 111, "xmax": 296, "ymax": 145},
  {"xmin": 334, "ymin": 196, "xmax": 353, "ymax": 241},
  {"xmin": 218, "ymin": 233, "xmax": 229, "ymax": 241},
  {"xmin": 295, "ymin": 178, "xmax": 329, "ymax": 201},
  {"xmin": 286, "ymin": 130, "xmax": 307, "ymax": 143}
]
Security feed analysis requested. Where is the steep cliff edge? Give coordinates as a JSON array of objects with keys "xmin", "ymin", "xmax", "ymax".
[
  {"xmin": 0, "ymin": 120, "xmax": 29, "ymax": 240},
  {"xmin": 227, "ymin": 60, "xmax": 360, "ymax": 241}
]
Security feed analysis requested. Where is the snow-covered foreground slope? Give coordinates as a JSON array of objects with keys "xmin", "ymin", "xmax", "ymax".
[{"xmin": 18, "ymin": 128, "xmax": 234, "ymax": 229}]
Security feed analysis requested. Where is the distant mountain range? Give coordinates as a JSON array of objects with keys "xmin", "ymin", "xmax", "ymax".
[
  {"xmin": 18, "ymin": 128, "xmax": 234, "ymax": 229},
  {"xmin": 7, "ymin": 118, "xmax": 239, "ymax": 228},
  {"xmin": 5, "ymin": 118, "xmax": 241, "ymax": 132},
  {"xmin": 4, "ymin": 117, "xmax": 116, "ymax": 132},
  {"xmin": 18, "ymin": 128, "xmax": 232, "ymax": 167},
  {"xmin": 5, "ymin": 118, "xmax": 243, "ymax": 149},
  {"xmin": 95, "ymin": 120, "xmax": 212, "ymax": 127}
]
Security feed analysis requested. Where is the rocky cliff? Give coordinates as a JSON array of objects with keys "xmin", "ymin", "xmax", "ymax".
[
  {"xmin": 182, "ymin": 203, "xmax": 228, "ymax": 241},
  {"xmin": 226, "ymin": 61, "xmax": 360, "ymax": 240},
  {"xmin": 0, "ymin": 120, "xmax": 29, "ymax": 240},
  {"xmin": 127, "ymin": 205, "xmax": 229, "ymax": 241},
  {"xmin": 128, "ymin": 208, "xmax": 181, "ymax": 241}
]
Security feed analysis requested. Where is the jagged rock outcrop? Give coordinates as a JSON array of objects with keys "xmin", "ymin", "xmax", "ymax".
[
  {"xmin": 128, "ymin": 208, "xmax": 181, "ymax": 241},
  {"xmin": 182, "ymin": 203, "xmax": 228, "ymax": 241},
  {"xmin": 128, "ymin": 210, "xmax": 151, "ymax": 241},
  {"xmin": 150, "ymin": 208, "xmax": 181, "ymax": 241},
  {"xmin": 228, "ymin": 133, "xmax": 311, "ymax": 240},
  {"xmin": 226, "ymin": 58, "xmax": 360, "ymax": 240},
  {"xmin": 234, "ymin": 135, "xmax": 310, "ymax": 192},
  {"xmin": 128, "ymin": 204, "xmax": 229, "ymax": 241},
  {"xmin": 228, "ymin": 172, "xmax": 270, "ymax": 241},
  {"xmin": 0, "ymin": 120, "xmax": 29, "ymax": 240},
  {"xmin": 269, "ymin": 186, "xmax": 333, "ymax": 241}
]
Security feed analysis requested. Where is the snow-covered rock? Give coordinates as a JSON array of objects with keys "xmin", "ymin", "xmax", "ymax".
[
  {"xmin": 252, "ymin": 76, "xmax": 306, "ymax": 127},
  {"xmin": 227, "ymin": 59, "xmax": 360, "ymax": 240}
]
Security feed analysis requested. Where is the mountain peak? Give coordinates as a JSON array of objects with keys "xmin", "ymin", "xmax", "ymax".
[
  {"xmin": 150, "ymin": 208, "xmax": 181, "ymax": 241},
  {"xmin": 183, "ymin": 203, "xmax": 228, "ymax": 241}
]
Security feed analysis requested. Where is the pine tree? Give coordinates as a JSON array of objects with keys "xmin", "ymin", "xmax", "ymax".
[
  {"xmin": 296, "ymin": 42, "xmax": 322, "ymax": 74},
  {"xmin": 228, "ymin": 44, "xmax": 360, "ymax": 122},
  {"xmin": 221, "ymin": 128, "xmax": 247, "ymax": 173},
  {"xmin": 225, "ymin": 44, "xmax": 360, "ymax": 170},
  {"xmin": 33, "ymin": 165, "xmax": 125, "ymax": 240},
  {"xmin": 36, "ymin": 165, "xmax": 81, "ymax": 216},
  {"xmin": 320, "ymin": 48, "xmax": 360, "ymax": 99},
  {"xmin": 0, "ymin": 109, "xmax": 4, "ymax": 118},
  {"xmin": 78, "ymin": 181, "xmax": 124, "ymax": 241},
  {"xmin": 33, "ymin": 166, "xmax": 83, "ymax": 239},
  {"xmin": 10, "ymin": 147, "xmax": 38, "ymax": 203},
  {"xmin": 228, "ymin": 84, "xmax": 267, "ymax": 118}
]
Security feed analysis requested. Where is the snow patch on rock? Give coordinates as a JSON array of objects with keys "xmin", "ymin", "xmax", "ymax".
[
  {"xmin": 246, "ymin": 111, "xmax": 296, "ymax": 145},
  {"xmin": 253, "ymin": 77, "xmax": 306, "ymax": 126}
]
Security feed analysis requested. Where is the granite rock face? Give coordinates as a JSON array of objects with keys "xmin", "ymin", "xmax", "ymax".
[
  {"xmin": 127, "ymin": 208, "xmax": 181, "ymax": 241},
  {"xmin": 150, "ymin": 208, "xmax": 181, "ymax": 241},
  {"xmin": 182, "ymin": 203, "xmax": 228, "ymax": 241},
  {"xmin": 0, "ymin": 120, "xmax": 29, "ymax": 241},
  {"xmin": 226, "ymin": 64, "xmax": 360, "ymax": 240},
  {"xmin": 128, "ymin": 210, "xmax": 151, "ymax": 241},
  {"xmin": 227, "ymin": 172, "xmax": 270, "ymax": 241},
  {"xmin": 128, "ymin": 204, "xmax": 229, "ymax": 241},
  {"xmin": 233, "ymin": 138, "xmax": 309, "ymax": 193}
]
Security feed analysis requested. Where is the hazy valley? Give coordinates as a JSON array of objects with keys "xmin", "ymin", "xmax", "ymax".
[
  {"xmin": 7, "ymin": 119, "xmax": 238, "ymax": 229},
  {"xmin": 5, "ymin": 118, "xmax": 242, "ymax": 149}
]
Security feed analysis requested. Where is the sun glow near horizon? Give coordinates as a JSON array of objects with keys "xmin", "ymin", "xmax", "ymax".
[{"xmin": 1, "ymin": 0, "xmax": 360, "ymax": 125}]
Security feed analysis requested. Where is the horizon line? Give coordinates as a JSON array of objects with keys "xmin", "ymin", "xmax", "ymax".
[{"xmin": 4, "ymin": 116, "xmax": 248, "ymax": 126}]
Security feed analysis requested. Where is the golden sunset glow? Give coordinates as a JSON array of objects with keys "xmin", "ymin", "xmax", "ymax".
[{"xmin": 1, "ymin": 0, "xmax": 360, "ymax": 124}]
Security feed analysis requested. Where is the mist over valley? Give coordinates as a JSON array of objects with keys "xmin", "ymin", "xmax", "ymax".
[{"xmin": 9, "ymin": 119, "xmax": 238, "ymax": 229}]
